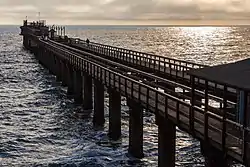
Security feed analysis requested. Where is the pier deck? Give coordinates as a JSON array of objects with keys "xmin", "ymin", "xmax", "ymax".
[
  {"xmin": 20, "ymin": 20, "xmax": 250, "ymax": 167},
  {"xmin": 68, "ymin": 39, "xmax": 237, "ymax": 102}
]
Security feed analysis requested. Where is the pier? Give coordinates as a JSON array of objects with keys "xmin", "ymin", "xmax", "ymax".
[{"xmin": 20, "ymin": 20, "xmax": 250, "ymax": 166}]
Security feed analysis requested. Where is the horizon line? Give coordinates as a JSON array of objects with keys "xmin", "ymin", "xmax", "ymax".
[{"xmin": 1, "ymin": 24, "xmax": 250, "ymax": 27}]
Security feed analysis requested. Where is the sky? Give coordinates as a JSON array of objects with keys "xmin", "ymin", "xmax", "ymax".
[{"xmin": 0, "ymin": 0, "xmax": 250, "ymax": 25}]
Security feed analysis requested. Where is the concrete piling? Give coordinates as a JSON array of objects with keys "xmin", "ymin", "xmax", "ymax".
[
  {"xmin": 61, "ymin": 61, "xmax": 67, "ymax": 87},
  {"xmin": 83, "ymin": 73, "xmax": 93, "ymax": 110},
  {"xmin": 156, "ymin": 115, "xmax": 176, "ymax": 167},
  {"xmin": 21, "ymin": 22, "xmax": 246, "ymax": 167},
  {"xmin": 66, "ymin": 64, "xmax": 74, "ymax": 97},
  {"xmin": 93, "ymin": 79, "xmax": 105, "ymax": 126},
  {"xmin": 201, "ymin": 142, "xmax": 228, "ymax": 167},
  {"xmin": 73, "ymin": 69, "xmax": 83, "ymax": 104},
  {"xmin": 51, "ymin": 54, "xmax": 57, "ymax": 75},
  {"xmin": 55, "ymin": 57, "xmax": 62, "ymax": 82},
  {"xmin": 108, "ymin": 89, "xmax": 121, "ymax": 140},
  {"xmin": 128, "ymin": 99, "xmax": 144, "ymax": 158}
]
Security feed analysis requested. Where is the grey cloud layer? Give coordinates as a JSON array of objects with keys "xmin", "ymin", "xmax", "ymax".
[{"xmin": 0, "ymin": 0, "xmax": 250, "ymax": 24}]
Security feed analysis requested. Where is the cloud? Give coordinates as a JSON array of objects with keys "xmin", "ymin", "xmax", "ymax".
[{"xmin": 0, "ymin": 0, "xmax": 250, "ymax": 24}]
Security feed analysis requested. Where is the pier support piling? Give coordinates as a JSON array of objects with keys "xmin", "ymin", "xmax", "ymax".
[
  {"xmin": 201, "ymin": 142, "xmax": 228, "ymax": 167},
  {"xmin": 44, "ymin": 50, "xmax": 50, "ymax": 69},
  {"xmin": 66, "ymin": 64, "xmax": 74, "ymax": 97},
  {"xmin": 83, "ymin": 73, "xmax": 93, "ymax": 110},
  {"xmin": 55, "ymin": 57, "xmax": 62, "ymax": 82},
  {"xmin": 47, "ymin": 52, "xmax": 53, "ymax": 74},
  {"xmin": 128, "ymin": 99, "xmax": 144, "ymax": 158},
  {"xmin": 45, "ymin": 51, "xmax": 50, "ymax": 72},
  {"xmin": 51, "ymin": 54, "xmax": 57, "ymax": 76},
  {"xmin": 41, "ymin": 49, "xmax": 46, "ymax": 67},
  {"xmin": 61, "ymin": 61, "xmax": 67, "ymax": 87},
  {"xmin": 23, "ymin": 36, "xmax": 28, "ymax": 49},
  {"xmin": 108, "ymin": 89, "xmax": 121, "ymax": 140},
  {"xmin": 156, "ymin": 115, "xmax": 176, "ymax": 167},
  {"xmin": 20, "ymin": 22, "xmax": 250, "ymax": 167},
  {"xmin": 73, "ymin": 69, "xmax": 83, "ymax": 104},
  {"xmin": 93, "ymin": 79, "xmax": 105, "ymax": 126}
]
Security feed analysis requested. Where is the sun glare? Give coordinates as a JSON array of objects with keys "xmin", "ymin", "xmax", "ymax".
[{"xmin": 180, "ymin": 27, "xmax": 219, "ymax": 39}]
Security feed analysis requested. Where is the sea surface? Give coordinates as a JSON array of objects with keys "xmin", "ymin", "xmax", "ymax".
[{"xmin": 1, "ymin": 25, "xmax": 250, "ymax": 167}]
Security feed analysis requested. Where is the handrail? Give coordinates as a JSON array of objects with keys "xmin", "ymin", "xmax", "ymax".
[
  {"xmin": 28, "ymin": 34, "xmax": 237, "ymax": 107},
  {"xmin": 40, "ymin": 40, "xmax": 246, "ymax": 160},
  {"xmin": 45, "ymin": 39, "xmax": 237, "ymax": 125},
  {"xmin": 68, "ymin": 37, "xmax": 238, "ymax": 100},
  {"xmin": 48, "ymin": 39, "xmax": 236, "ymax": 107},
  {"xmin": 72, "ymin": 38, "xmax": 207, "ymax": 69},
  {"xmin": 42, "ymin": 39, "xmax": 194, "ymax": 107},
  {"xmin": 82, "ymin": 42, "xmax": 196, "ymax": 71},
  {"xmin": 22, "ymin": 29, "xmax": 250, "ymax": 165}
]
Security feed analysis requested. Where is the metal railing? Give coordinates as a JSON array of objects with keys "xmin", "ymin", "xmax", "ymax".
[
  {"xmin": 39, "ymin": 39, "xmax": 249, "ymax": 163},
  {"xmin": 71, "ymin": 38, "xmax": 206, "ymax": 73},
  {"xmin": 68, "ymin": 38, "xmax": 238, "ymax": 101},
  {"xmin": 20, "ymin": 26, "xmax": 250, "ymax": 164},
  {"xmin": 47, "ymin": 39, "xmax": 237, "ymax": 120}
]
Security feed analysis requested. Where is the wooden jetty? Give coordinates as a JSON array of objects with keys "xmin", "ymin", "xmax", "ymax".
[
  {"xmin": 67, "ymin": 38, "xmax": 238, "ymax": 103},
  {"xmin": 20, "ymin": 20, "xmax": 250, "ymax": 167}
]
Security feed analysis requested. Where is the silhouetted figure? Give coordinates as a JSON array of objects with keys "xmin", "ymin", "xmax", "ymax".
[{"xmin": 86, "ymin": 38, "xmax": 90, "ymax": 46}]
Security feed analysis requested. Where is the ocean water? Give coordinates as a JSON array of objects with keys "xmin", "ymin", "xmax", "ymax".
[{"xmin": 1, "ymin": 25, "xmax": 249, "ymax": 167}]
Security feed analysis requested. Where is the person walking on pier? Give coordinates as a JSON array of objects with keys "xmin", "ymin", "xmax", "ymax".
[{"xmin": 86, "ymin": 38, "xmax": 90, "ymax": 46}]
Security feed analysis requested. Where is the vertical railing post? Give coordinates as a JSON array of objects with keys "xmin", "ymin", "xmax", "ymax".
[
  {"xmin": 204, "ymin": 80, "xmax": 209, "ymax": 141},
  {"xmin": 190, "ymin": 76, "xmax": 195, "ymax": 132},
  {"xmin": 113, "ymin": 73, "xmax": 115, "ymax": 89},
  {"xmin": 140, "ymin": 55, "xmax": 142, "ymax": 66},
  {"xmin": 154, "ymin": 56, "xmax": 156, "ymax": 72},
  {"xmin": 131, "ymin": 82, "xmax": 134, "ymax": 98},
  {"xmin": 109, "ymin": 70, "xmax": 111, "ymax": 87},
  {"xmin": 104, "ymin": 69, "xmax": 107, "ymax": 85},
  {"xmin": 138, "ymin": 84, "xmax": 141, "ymax": 101},
  {"xmin": 243, "ymin": 92, "xmax": 249, "ymax": 164},
  {"xmin": 124, "ymin": 78, "xmax": 127, "ymax": 97},
  {"xmin": 146, "ymin": 88, "xmax": 149, "ymax": 110},
  {"xmin": 169, "ymin": 64, "xmax": 172, "ymax": 77},
  {"xmin": 176, "ymin": 101, "xmax": 180, "ymax": 124},
  {"xmin": 222, "ymin": 86, "xmax": 227, "ymax": 152},
  {"xmin": 155, "ymin": 91, "xmax": 158, "ymax": 112},
  {"xmin": 164, "ymin": 61, "xmax": 166, "ymax": 74},
  {"xmin": 175, "ymin": 64, "xmax": 178, "ymax": 79},
  {"xmin": 158, "ymin": 58, "xmax": 161, "ymax": 72}
]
